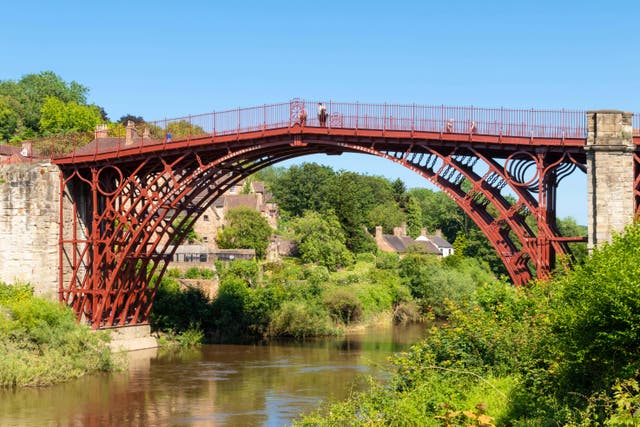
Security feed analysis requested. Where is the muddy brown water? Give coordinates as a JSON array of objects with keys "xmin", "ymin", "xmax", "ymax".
[{"xmin": 0, "ymin": 323, "xmax": 427, "ymax": 426}]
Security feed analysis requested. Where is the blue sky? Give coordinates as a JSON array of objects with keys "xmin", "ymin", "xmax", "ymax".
[{"xmin": 3, "ymin": 0, "xmax": 639, "ymax": 224}]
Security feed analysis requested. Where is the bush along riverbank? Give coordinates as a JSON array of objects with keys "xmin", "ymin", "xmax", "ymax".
[
  {"xmin": 150, "ymin": 250, "xmax": 498, "ymax": 344},
  {"xmin": 294, "ymin": 222, "xmax": 640, "ymax": 426},
  {"xmin": 0, "ymin": 282, "xmax": 120, "ymax": 388}
]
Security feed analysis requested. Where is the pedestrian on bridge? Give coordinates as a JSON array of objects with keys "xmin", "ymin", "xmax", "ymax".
[{"xmin": 318, "ymin": 102, "xmax": 328, "ymax": 127}]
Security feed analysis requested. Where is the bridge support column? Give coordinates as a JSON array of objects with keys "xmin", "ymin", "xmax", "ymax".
[{"xmin": 586, "ymin": 110, "xmax": 634, "ymax": 250}]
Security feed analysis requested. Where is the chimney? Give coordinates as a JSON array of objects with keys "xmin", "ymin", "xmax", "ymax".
[
  {"xmin": 142, "ymin": 127, "xmax": 151, "ymax": 139},
  {"xmin": 401, "ymin": 222, "xmax": 407, "ymax": 236},
  {"xmin": 420, "ymin": 228, "xmax": 427, "ymax": 238},
  {"xmin": 435, "ymin": 229, "xmax": 443, "ymax": 237},
  {"xmin": 125, "ymin": 120, "xmax": 136, "ymax": 145},
  {"xmin": 375, "ymin": 226, "xmax": 383, "ymax": 240},
  {"xmin": 95, "ymin": 123, "xmax": 108, "ymax": 139},
  {"xmin": 393, "ymin": 226, "xmax": 402, "ymax": 237}
]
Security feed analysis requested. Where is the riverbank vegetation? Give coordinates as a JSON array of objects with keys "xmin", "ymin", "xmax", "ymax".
[
  {"xmin": 150, "ymin": 251, "xmax": 497, "ymax": 343},
  {"xmin": 0, "ymin": 282, "xmax": 119, "ymax": 387},
  {"xmin": 295, "ymin": 223, "xmax": 640, "ymax": 426}
]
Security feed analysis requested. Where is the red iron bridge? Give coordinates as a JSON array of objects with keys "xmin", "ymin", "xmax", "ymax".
[{"xmin": 44, "ymin": 99, "xmax": 640, "ymax": 328}]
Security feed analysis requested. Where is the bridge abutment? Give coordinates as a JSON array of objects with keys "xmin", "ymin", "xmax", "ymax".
[
  {"xmin": 0, "ymin": 162, "xmax": 61, "ymax": 298},
  {"xmin": 586, "ymin": 110, "xmax": 635, "ymax": 250}
]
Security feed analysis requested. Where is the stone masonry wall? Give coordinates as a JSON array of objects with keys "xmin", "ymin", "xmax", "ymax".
[
  {"xmin": 0, "ymin": 162, "xmax": 61, "ymax": 299},
  {"xmin": 586, "ymin": 111, "xmax": 635, "ymax": 249}
]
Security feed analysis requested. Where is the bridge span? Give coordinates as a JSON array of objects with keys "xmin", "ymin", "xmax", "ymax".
[{"xmin": 0, "ymin": 100, "xmax": 637, "ymax": 329}]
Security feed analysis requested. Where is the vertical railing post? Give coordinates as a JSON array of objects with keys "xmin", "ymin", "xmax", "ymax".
[
  {"xmin": 411, "ymin": 103, "xmax": 415, "ymax": 133},
  {"xmin": 356, "ymin": 102, "xmax": 359, "ymax": 131},
  {"xmin": 383, "ymin": 103, "xmax": 387, "ymax": 132},
  {"xmin": 213, "ymin": 111, "xmax": 216, "ymax": 137},
  {"xmin": 237, "ymin": 108, "xmax": 240, "ymax": 136},
  {"xmin": 263, "ymin": 104, "xmax": 266, "ymax": 131},
  {"xmin": 329, "ymin": 100, "xmax": 332, "ymax": 129}
]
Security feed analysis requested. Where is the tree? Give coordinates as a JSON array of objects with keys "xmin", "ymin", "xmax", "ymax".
[
  {"xmin": 324, "ymin": 172, "xmax": 378, "ymax": 253},
  {"xmin": 270, "ymin": 163, "xmax": 335, "ymax": 218},
  {"xmin": 217, "ymin": 207, "xmax": 272, "ymax": 259},
  {"xmin": 0, "ymin": 71, "xmax": 89, "ymax": 136},
  {"xmin": 166, "ymin": 120, "xmax": 206, "ymax": 139},
  {"xmin": 405, "ymin": 195, "xmax": 423, "ymax": 238},
  {"xmin": 290, "ymin": 211, "xmax": 354, "ymax": 271},
  {"xmin": 0, "ymin": 96, "xmax": 19, "ymax": 142},
  {"xmin": 118, "ymin": 114, "xmax": 145, "ymax": 125},
  {"xmin": 171, "ymin": 215, "xmax": 199, "ymax": 244},
  {"xmin": 367, "ymin": 201, "xmax": 406, "ymax": 233},
  {"xmin": 391, "ymin": 178, "xmax": 408, "ymax": 207},
  {"xmin": 39, "ymin": 96, "xmax": 102, "ymax": 134}
]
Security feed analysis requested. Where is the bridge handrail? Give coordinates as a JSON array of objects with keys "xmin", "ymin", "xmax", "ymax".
[{"xmin": 144, "ymin": 100, "xmax": 586, "ymax": 141}]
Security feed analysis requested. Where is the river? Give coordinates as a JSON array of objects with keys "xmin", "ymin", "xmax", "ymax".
[{"xmin": 0, "ymin": 323, "xmax": 426, "ymax": 426}]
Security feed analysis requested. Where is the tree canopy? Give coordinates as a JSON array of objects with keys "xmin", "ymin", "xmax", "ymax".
[{"xmin": 217, "ymin": 207, "xmax": 272, "ymax": 259}]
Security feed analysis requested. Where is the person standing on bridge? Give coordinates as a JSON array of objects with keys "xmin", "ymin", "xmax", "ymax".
[
  {"xmin": 446, "ymin": 118, "xmax": 454, "ymax": 133},
  {"xmin": 299, "ymin": 107, "xmax": 308, "ymax": 126},
  {"xmin": 318, "ymin": 102, "xmax": 328, "ymax": 127}
]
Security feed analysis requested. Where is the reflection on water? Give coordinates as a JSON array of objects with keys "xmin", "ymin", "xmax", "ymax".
[{"xmin": 0, "ymin": 323, "xmax": 426, "ymax": 426}]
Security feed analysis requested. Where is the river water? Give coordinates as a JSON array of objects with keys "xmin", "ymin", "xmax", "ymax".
[{"xmin": 0, "ymin": 323, "xmax": 426, "ymax": 427}]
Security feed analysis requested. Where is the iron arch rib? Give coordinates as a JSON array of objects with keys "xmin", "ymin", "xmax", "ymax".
[{"xmin": 57, "ymin": 127, "xmax": 585, "ymax": 327}]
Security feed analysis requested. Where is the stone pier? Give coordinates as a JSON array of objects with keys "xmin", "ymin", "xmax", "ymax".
[
  {"xmin": 0, "ymin": 162, "xmax": 61, "ymax": 298},
  {"xmin": 586, "ymin": 110, "xmax": 635, "ymax": 250}
]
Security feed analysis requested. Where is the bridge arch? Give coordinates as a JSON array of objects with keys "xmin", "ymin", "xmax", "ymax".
[{"xmin": 58, "ymin": 132, "xmax": 584, "ymax": 328}]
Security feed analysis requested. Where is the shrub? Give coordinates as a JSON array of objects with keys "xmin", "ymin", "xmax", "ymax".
[
  {"xmin": 324, "ymin": 288, "xmax": 363, "ymax": 324},
  {"xmin": 0, "ymin": 282, "xmax": 118, "ymax": 387},
  {"xmin": 393, "ymin": 301, "xmax": 422, "ymax": 324},
  {"xmin": 376, "ymin": 251, "xmax": 399, "ymax": 270},
  {"xmin": 268, "ymin": 300, "xmax": 335, "ymax": 338}
]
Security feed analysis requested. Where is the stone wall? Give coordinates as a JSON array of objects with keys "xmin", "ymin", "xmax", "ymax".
[
  {"xmin": 586, "ymin": 111, "xmax": 635, "ymax": 249},
  {"xmin": 0, "ymin": 162, "xmax": 62, "ymax": 298}
]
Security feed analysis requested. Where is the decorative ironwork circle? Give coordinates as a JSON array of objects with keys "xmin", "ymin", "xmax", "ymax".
[
  {"xmin": 96, "ymin": 165, "xmax": 124, "ymax": 196},
  {"xmin": 504, "ymin": 151, "xmax": 539, "ymax": 188}
]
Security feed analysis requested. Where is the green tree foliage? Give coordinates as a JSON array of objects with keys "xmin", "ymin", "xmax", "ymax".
[
  {"xmin": 39, "ymin": 96, "xmax": 103, "ymax": 134},
  {"xmin": 0, "ymin": 96, "xmax": 19, "ymax": 142},
  {"xmin": 409, "ymin": 188, "xmax": 468, "ymax": 242},
  {"xmin": 550, "ymin": 223, "xmax": 640, "ymax": 395},
  {"xmin": 217, "ymin": 207, "xmax": 272, "ymax": 259},
  {"xmin": 290, "ymin": 211, "xmax": 354, "ymax": 271},
  {"xmin": 556, "ymin": 216, "xmax": 587, "ymax": 264},
  {"xmin": 118, "ymin": 114, "xmax": 145, "ymax": 125},
  {"xmin": 171, "ymin": 214, "xmax": 199, "ymax": 244},
  {"xmin": 0, "ymin": 71, "xmax": 92, "ymax": 141},
  {"xmin": 367, "ymin": 201, "xmax": 406, "ymax": 233},
  {"xmin": 405, "ymin": 195, "xmax": 423, "ymax": 238},
  {"xmin": 165, "ymin": 120, "xmax": 206, "ymax": 139},
  {"xmin": 270, "ymin": 163, "xmax": 335, "ymax": 217}
]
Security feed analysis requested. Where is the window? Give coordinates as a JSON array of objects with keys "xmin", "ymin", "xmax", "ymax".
[{"xmin": 203, "ymin": 215, "xmax": 209, "ymax": 221}]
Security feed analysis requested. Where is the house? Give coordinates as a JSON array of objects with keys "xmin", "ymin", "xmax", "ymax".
[{"xmin": 374, "ymin": 224, "xmax": 453, "ymax": 257}]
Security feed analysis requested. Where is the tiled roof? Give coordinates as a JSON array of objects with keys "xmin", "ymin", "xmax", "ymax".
[
  {"xmin": 224, "ymin": 194, "xmax": 260, "ymax": 210},
  {"xmin": 380, "ymin": 235, "xmax": 441, "ymax": 255},
  {"xmin": 428, "ymin": 235, "xmax": 454, "ymax": 249}
]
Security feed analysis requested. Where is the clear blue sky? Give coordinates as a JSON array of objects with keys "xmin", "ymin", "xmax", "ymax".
[{"xmin": 3, "ymin": 0, "xmax": 639, "ymax": 224}]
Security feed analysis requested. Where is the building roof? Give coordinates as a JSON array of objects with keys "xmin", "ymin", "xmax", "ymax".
[
  {"xmin": 428, "ymin": 235, "xmax": 454, "ymax": 249},
  {"xmin": 380, "ymin": 234, "xmax": 441, "ymax": 255},
  {"xmin": 224, "ymin": 194, "xmax": 260, "ymax": 211}
]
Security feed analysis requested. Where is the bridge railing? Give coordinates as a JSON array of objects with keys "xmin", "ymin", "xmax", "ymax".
[
  {"xmin": 633, "ymin": 113, "xmax": 640, "ymax": 137},
  {"xmin": 47, "ymin": 100, "xmax": 590, "ymax": 160},
  {"xmin": 143, "ymin": 100, "xmax": 586, "ymax": 141}
]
